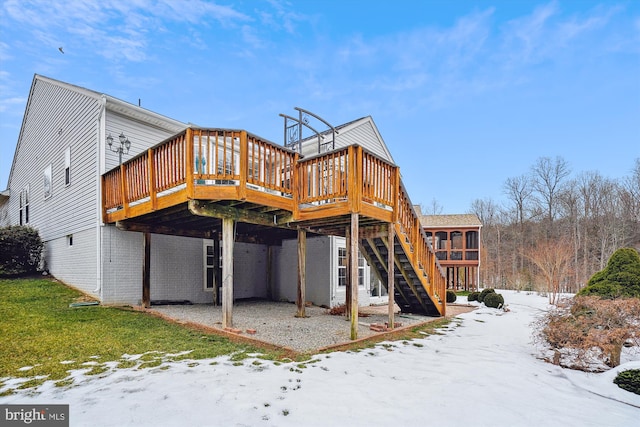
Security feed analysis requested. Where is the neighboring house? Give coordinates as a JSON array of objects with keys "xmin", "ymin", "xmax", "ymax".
[
  {"xmin": 419, "ymin": 213, "xmax": 483, "ymax": 291},
  {"xmin": 3, "ymin": 75, "xmax": 448, "ymax": 336}
]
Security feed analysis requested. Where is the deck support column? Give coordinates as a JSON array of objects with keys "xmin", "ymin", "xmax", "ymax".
[
  {"xmin": 345, "ymin": 226, "xmax": 351, "ymax": 316},
  {"xmin": 387, "ymin": 224, "xmax": 395, "ymax": 329},
  {"xmin": 349, "ymin": 213, "xmax": 359, "ymax": 340},
  {"xmin": 222, "ymin": 217, "xmax": 234, "ymax": 328},
  {"xmin": 296, "ymin": 228, "xmax": 307, "ymax": 318},
  {"xmin": 142, "ymin": 232, "xmax": 151, "ymax": 308}
]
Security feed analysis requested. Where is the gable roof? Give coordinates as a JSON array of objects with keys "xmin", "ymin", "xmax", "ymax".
[
  {"xmin": 299, "ymin": 116, "xmax": 395, "ymax": 164},
  {"xmin": 420, "ymin": 214, "xmax": 483, "ymax": 228},
  {"xmin": 6, "ymin": 74, "xmax": 187, "ymax": 189}
]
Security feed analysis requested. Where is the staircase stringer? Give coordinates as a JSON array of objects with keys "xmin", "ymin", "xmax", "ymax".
[
  {"xmin": 360, "ymin": 238, "xmax": 411, "ymax": 308},
  {"xmin": 393, "ymin": 222, "xmax": 445, "ymax": 316}
]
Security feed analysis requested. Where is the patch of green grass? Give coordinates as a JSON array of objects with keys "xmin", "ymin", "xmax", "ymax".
[
  {"xmin": 0, "ymin": 278, "xmax": 275, "ymax": 384},
  {"xmin": 310, "ymin": 317, "xmax": 452, "ymax": 356},
  {"xmin": 455, "ymin": 290, "xmax": 471, "ymax": 296}
]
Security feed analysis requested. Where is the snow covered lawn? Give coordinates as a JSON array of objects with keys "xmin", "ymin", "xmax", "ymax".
[{"xmin": 2, "ymin": 290, "xmax": 639, "ymax": 426}]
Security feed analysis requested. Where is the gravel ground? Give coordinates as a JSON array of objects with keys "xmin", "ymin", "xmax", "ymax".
[{"xmin": 150, "ymin": 301, "xmax": 473, "ymax": 353}]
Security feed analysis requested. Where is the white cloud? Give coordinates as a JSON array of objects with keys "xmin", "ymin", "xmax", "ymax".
[
  {"xmin": 1, "ymin": 0, "xmax": 252, "ymax": 63},
  {"xmin": 0, "ymin": 96, "xmax": 27, "ymax": 113}
]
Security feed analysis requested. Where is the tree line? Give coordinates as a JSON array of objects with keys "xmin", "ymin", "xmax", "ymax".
[{"xmin": 469, "ymin": 156, "xmax": 640, "ymax": 294}]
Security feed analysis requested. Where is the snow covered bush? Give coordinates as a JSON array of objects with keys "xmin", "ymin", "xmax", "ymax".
[
  {"xmin": 483, "ymin": 292, "xmax": 504, "ymax": 309},
  {"xmin": 538, "ymin": 296, "xmax": 640, "ymax": 370},
  {"xmin": 613, "ymin": 369, "xmax": 640, "ymax": 395}
]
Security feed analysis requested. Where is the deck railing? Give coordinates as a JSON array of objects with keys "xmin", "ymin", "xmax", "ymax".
[
  {"xmin": 297, "ymin": 147, "xmax": 349, "ymax": 205},
  {"xmin": 102, "ymin": 128, "xmax": 445, "ymax": 314},
  {"xmin": 395, "ymin": 181, "xmax": 446, "ymax": 313}
]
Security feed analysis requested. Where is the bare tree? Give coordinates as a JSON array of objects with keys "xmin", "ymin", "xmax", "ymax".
[
  {"xmin": 470, "ymin": 198, "xmax": 504, "ymax": 287},
  {"xmin": 524, "ymin": 237, "xmax": 574, "ymax": 304},
  {"xmin": 620, "ymin": 158, "xmax": 640, "ymax": 246},
  {"xmin": 425, "ymin": 197, "xmax": 444, "ymax": 215},
  {"xmin": 531, "ymin": 156, "xmax": 571, "ymax": 232},
  {"xmin": 504, "ymin": 174, "xmax": 533, "ymax": 272},
  {"xmin": 504, "ymin": 174, "xmax": 533, "ymax": 227}
]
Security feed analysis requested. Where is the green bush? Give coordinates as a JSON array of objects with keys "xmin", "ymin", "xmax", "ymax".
[
  {"xmin": 467, "ymin": 291, "xmax": 480, "ymax": 302},
  {"xmin": 478, "ymin": 288, "xmax": 495, "ymax": 303},
  {"xmin": 578, "ymin": 248, "xmax": 640, "ymax": 299},
  {"xmin": 483, "ymin": 292, "xmax": 504, "ymax": 309},
  {"xmin": 446, "ymin": 290, "xmax": 457, "ymax": 303},
  {"xmin": 0, "ymin": 226, "xmax": 43, "ymax": 276},
  {"xmin": 613, "ymin": 369, "xmax": 640, "ymax": 395}
]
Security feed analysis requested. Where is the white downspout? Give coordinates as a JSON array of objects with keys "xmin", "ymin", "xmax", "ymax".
[{"xmin": 94, "ymin": 95, "xmax": 107, "ymax": 296}]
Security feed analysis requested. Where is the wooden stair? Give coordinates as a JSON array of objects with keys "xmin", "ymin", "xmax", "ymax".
[{"xmin": 361, "ymin": 224, "xmax": 442, "ymax": 316}]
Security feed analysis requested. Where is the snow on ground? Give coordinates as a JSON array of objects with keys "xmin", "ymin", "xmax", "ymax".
[{"xmin": 1, "ymin": 291, "xmax": 639, "ymax": 427}]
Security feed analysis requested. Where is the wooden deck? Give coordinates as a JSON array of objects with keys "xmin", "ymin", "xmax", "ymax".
[{"xmin": 102, "ymin": 128, "xmax": 447, "ymax": 318}]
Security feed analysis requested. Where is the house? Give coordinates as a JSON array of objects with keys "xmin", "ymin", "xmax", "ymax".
[
  {"xmin": 419, "ymin": 213, "xmax": 482, "ymax": 291},
  {"xmin": 3, "ymin": 75, "xmax": 448, "ymax": 339}
]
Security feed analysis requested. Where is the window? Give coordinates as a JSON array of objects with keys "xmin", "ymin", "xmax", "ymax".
[
  {"xmin": 64, "ymin": 147, "xmax": 71, "ymax": 186},
  {"xmin": 44, "ymin": 164, "xmax": 52, "ymax": 199},
  {"xmin": 67, "ymin": 234, "xmax": 73, "ymax": 246},
  {"xmin": 205, "ymin": 244, "xmax": 215, "ymax": 290},
  {"xmin": 19, "ymin": 185, "xmax": 29, "ymax": 225},
  {"xmin": 338, "ymin": 247, "xmax": 365, "ymax": 287},
  {"xmin": 338, "ymin": 247, "xmax": 346, "ymax": 287},
  {"xmin": 203, "ymin": 239, "xmax": 221, "ymax": 292}
]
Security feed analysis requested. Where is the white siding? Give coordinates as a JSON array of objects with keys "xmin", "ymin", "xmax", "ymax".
[
  {"xmin": 104, "ymin": 112, "xmax": 183, "ymax": 172},
  {"xmin": 101, "ymin": 226, "xmax": 144, "ymax": 305},
  {"xmin": 334, "ymin": 121, "xmax": 392, "ymax": 162},
  {"xmin": 331, "ymin": 236, "xmax": 371, "ymax": 308},
  {"xmin": 300, "ymin": 118, "xmax": 394, "ymax": 163},
  {"xmin": 6, "ymin": 77, "xmax": 101, "ymax": 239},
  {"xmin": 149, "ymin": 234, "xmax": 209, "ymax": 303},
  {"xmin": 273, "ymin": 236, "xmax": 332, "ymax": 307},
  {"xmin": 46, "ymin": 228, "xmax": 98, "ymax": 296},
  {"xmin": 101, "ymin": 226, "xmax": 270, "ymax": 305}
]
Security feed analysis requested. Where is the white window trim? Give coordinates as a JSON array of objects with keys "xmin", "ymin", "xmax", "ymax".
[
  {"xmin": 44, "ymin": 164, "xmax": 52, "ymax": 199},
  {"xmin": 203, "ymin": 239, "xmax": 217, "ymax": 292},
  {"xmin": 64, "ymin": 147, "xmax": 71, "ymax": 187}
]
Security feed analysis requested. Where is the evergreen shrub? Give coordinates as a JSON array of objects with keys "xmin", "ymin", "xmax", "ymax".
[
  {"xmin": 467, "ymin": 292, "xmax": 480, "ymax": 302},
  {"xmin": 483, "ymin": 292, "xmax": 504, "ymax": 309},
  {"xmin": 478, "ymin": 288, "xmax": 495, "ymax": 303},
  {"xmin": 613, "ymin": 369, "xmax": 640, "ymax": 395},
  {"xmin": 578, "ymin": 248, "xmax": 640, "ymax": 299},
  {"xmin": 0, "ymin": 226, "xmax": 43, "ymax": 277},
  {"xmin": 446, "ymin": 290, "xmax": 457, "ymax": 303}
]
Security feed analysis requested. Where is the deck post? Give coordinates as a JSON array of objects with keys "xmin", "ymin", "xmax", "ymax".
[
  {"xmin": 142, "ymin": 232, "xmax": 151, "ymax": 308},
  {"xmin": 387, "ymin": 224, "xmax": 395, "ymax": 329},
  {"xmin": 350, "ymin": 212, "xmax": 359, "ymax": 340},
  {"xmin": 296, "ymin": 228, "xmax": 307, "ymax": 318},
  {"xmin": 345, "ymin": 225, "xmax": 352, "ymax": 317},
  {"xmin": 222, "ymin": 217, "xmax": 234, "ymax": 328}
]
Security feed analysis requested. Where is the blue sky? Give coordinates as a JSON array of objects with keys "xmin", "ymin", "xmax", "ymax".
[{"xmin": 1, "ymin": 0, "xmax": 638, "ymax": 214}]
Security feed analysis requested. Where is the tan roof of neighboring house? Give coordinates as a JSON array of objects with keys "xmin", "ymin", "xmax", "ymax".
[{"xmin": 419, "ymin": 213, "xmax": 483, "ymax": 228}]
